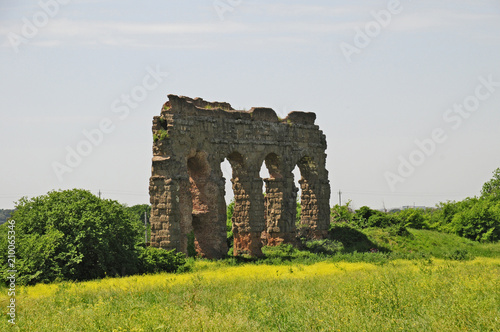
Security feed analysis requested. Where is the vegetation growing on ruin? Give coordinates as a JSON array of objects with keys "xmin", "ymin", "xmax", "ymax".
[
  {"xmin": 203, "ymin": 104, "xmax": 231, "ymax": 111},
  {"xmin": 153, "ymin": 129, "xmax": 170, "ymax": 142}
]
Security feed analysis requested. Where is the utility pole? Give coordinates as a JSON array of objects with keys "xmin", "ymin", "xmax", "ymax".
[
  {"xmin": 98, "ymin": 190, "xmax": 101, "ymax": 199},
  {"xmin": 144, "ymin": 211, "xmax": 148, "ymax": 244},
  {"xmin": 338, "ymin": 190, "xmax": 342, "ymax": 206}
]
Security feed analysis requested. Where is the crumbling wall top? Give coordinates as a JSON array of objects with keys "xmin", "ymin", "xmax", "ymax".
[{"xmin": 162, "ymin": 94, "xmax": 316, "ymax": 125}]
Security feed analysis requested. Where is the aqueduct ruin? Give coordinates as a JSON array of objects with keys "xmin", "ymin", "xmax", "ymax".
[{"xmin": 149, "ymin": 95, "xmax": 330, "ymax": 258}]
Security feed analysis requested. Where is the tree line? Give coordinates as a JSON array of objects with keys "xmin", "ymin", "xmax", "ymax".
[{"xmin": 331, "ymin": 168, "xmax": 500, "ymax": 242}]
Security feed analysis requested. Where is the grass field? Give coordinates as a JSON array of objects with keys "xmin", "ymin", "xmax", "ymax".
[{"xmin": 1, "ymin": 229, "xmax": 499, "ymax": 331}]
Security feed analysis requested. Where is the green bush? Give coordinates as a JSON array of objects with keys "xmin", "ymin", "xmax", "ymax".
[
  {"xmin": 328, "ymin": 223, "xmax": 383, "ymax": 253},
  {"xmin": 393, "ymin": 208, "xmax": 428, "ymax": 229},
  {"xmin": 366, "ymin": 213, "xmax": 398, "ymax": 228},
  {"xmin": 0, "ymin": 189, "xmax": 142, "ymax": 285},
  {"xmin": 304, "ymin": 239, "xmax": 343, "ymax": 255},
  {"xmin": 481, "ymin": 167, "xmax": 500, "ymax": 198},
  {"xmin": 0, "ymin": 189, "xmax": 186, "ymax": 285},
  {"xmin": 354, "ymin": 206, "xmax": 376, "ymax": 226},
  {"xmin": 350, "ymin": 206, "xmax": 398, "ymax": 228},
  {"xmin": 137, "ymin": 247, "xmax": 186, "ymax": 273},
  {"xmin": 330, "ymin": 201, "xmax": 354, "ymax": 223},
  {"xmin": 444, "ymin": 249, "xmax": 473, "ymax": 261},
  {"xmin": 448, "ymin": 197, "xmax": 500, "ymax": 242},
  {"xmin": 387, "ymin": 224, "xmax": 411, "ymax": 237},
  {"xmin": 127, "ymin": 204, "xmax": 151, "ymax": 244}
]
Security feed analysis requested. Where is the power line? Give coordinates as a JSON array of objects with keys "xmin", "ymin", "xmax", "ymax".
[{"xmin": 341, "ymin": 191, "xmax": 473, "ymax": 197}]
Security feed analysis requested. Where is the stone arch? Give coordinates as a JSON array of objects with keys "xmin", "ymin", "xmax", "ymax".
[
  {"xmin": 263, "ymin": 152, "xmax": 282, "ymax": 179},
  {"xmin": 226, "ymin": 151, "xmax": 245, "ymax": 175},
  {"xmin": 183, "ymin": 151, "xmax": 227, "ymax": 258},
  {"xmin": 149, "ymin": 95, "xmax": 330, "ymax": 257}
]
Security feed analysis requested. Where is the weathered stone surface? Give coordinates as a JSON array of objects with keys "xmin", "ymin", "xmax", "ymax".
[{"xmin": 149, "ymin": 95, "xmax": 330, "ymax": 258}]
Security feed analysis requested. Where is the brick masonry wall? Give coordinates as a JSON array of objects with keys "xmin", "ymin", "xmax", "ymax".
[{"xmin": 149, "ymin": 95, "xmax": 330, "ymax": 258}]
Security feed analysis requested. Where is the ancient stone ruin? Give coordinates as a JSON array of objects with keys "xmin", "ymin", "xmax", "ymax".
[{"xmin": 149, "ymin": 95, "xmax": 330, "ymax": 258}]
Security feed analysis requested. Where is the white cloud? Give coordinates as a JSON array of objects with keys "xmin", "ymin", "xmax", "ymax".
[
  {"xmin": 253, "ymin": 4, "xmax": 364, "ymax": 17},
  {"xmin": 1, "ymin": 4, "xmax": 498, "ymax": 51}
]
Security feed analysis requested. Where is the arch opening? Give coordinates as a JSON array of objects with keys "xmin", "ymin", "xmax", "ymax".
[
  {"xmin": 226, "ymin": 151, "xmax": 265, "ymax": 256},
  {"xmin": 296, "ymin": 156, "xmax": 320, "ymax": 230},
  {"xmin": 292, "ymin": 164, "xmax": 301, "ymax": 225},
  {"xmin": 184, "ymin": 151, "xmax": 227, "ymax": 258},
  {"xmin": 261, "ymin": 153, "xmax": 297, "ymax": 245}
]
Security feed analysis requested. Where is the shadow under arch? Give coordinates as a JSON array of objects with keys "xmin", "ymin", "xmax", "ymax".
[{"xmin": 184, "ymin": 151, "xmax": 227, "ymax": 259}]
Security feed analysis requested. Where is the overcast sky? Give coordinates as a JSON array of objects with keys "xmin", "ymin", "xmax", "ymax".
[{"xmin": 1, "ymin": 0, "xmax": 500, "ymax": 210}]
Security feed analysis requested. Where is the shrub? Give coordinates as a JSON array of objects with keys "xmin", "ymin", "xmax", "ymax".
[
  {"xmin": 448, "ymin": 197, "xmax": 500, "ymax": 242},
  {"xmin": 0, "ymin": 189, "xmax": 187, "ymax": 285},
  {"xmin": 137, "ymin": 247, "xmax": 186, "ymax": 273},
  {"xmin": 387, "ymin": 224, "xmax": 411, "ymax": 237},
  {"xmin": 330, "ymin": 201, "xmax": 354, "ymax": 223},
  {"xmin": 0, "ymin": 189, "xmax": 143, "ymax": 285},
  {"xmin": 481, "ymin": 167, "xmax": 500, "ymax": 198},
  {"xmin": 348, "ymin": 206, "xmax": 399, "ymax": 228},
  {"xmin": 304, "ymin": 239, "xmax": 343, "ymax": 255},
  {"xmin": 366, "ymin": 213, "xmax": 398, "ymax": 228},
  {"xmin": 393, "ymin": 208, "xmax": 428, "ymax": 229},
  {"xmin": 328, "ymin": 223, "xmax": 382, "ymax": 253},
  {"xmin": 127, "ymin": 204, "xmax": 151, "ymax": 244},
  {"xmin": 354, "ymin": 206, "xmax": 376, "ymax": 226},
  {"xmin": 444, "ymin": 249, "xmax": 473, "ymax": 261}
]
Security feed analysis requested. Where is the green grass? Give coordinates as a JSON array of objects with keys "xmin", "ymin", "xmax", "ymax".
[
  {"xmin": 1, "ymin": 258, "xmax": 499, "ymax": 331},
  {"xmin": 363, "ymin": 227, "xmax": 500, "ymax": 258},
  {"xmin": 325, "ymin": 224, "xmax": 500, "ymax": 259}
]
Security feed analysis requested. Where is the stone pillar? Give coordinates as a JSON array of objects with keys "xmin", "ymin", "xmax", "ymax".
[
  {"xmin": 296, "ymin": 154, "xmax": 330, "ymax": 239},
  {"xmin": 191, "ymin": 172, "xmax": 228, "ymax": 259},
  {"xmin": 149, "ymin": 176, "xmax": 187, "ymax": 251},
  {"xmin": 264, "ymin": 172, "xmax": 297, "ymax": 245},
  {"xmin": 299, "ymin": 176, "xmax": 329, "ymax": 239},
  {"xmin": 231, "ymin": 171, "xmax": 265, "ymax": 257}
]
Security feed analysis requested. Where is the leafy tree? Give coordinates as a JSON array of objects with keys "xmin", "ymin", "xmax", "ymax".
[
  {"xmin": 0, "ymin": 189, "xmax": 185, "ymax": 285},
  {"xmin": 127, "ymin": 204, "xmax": 151, "ymax": 244},
  {"xmin": 394, "ymin": 208, "xmax": 428, "ymax": 229},
  {"xmin": 448, "ymin": 197, "xmax": 500, "ymax": 242},
  {"xmin": 366, "ymin": 213, "xmax": 394, "ymax": 228},
  {"xmin": 127, "ymin": 204, "xmax": 151, "ymax": 223},
  {"xmin": 330, "ymin": 201, "xmax": 354, "ymax": 223},
  {"xmin": 0, "ymin": 209, "xmax": 14, "ymax": 225},
  {"xmin": 352, "ymin": 206, "xmax": 390, "ymax": 228},
  {"xmin": 481, "ymin": 168, "xmax": 500, "ymax": 198}
]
